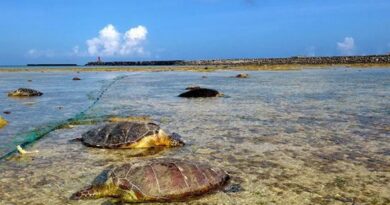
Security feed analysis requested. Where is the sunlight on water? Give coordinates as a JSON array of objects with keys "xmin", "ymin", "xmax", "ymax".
[{"xmin": 0, "ymin": 68, "xmax": 389, "ymax": 204}]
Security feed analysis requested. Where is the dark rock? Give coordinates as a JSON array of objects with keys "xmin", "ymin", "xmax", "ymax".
[
  {"xmin": 178, "ymin": 88, "xmax": 222, "ymax": 98},
  {"xmin": 3, "ymin": 111, "xmax": 11, "ymax": 115},
  {"xmin": 72, "ymin": 77, "xmax": 81, "ymax": 81}
]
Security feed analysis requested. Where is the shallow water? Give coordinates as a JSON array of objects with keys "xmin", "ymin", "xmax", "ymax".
[{"xmin": 0, "ymin": 68, "xmax": 389, "ymax": 205}]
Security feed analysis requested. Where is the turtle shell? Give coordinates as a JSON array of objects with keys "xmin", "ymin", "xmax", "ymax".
[
  {"xmin": 81, "ymin": 122, "xmax": 160, "ymax": 148},
  {"xmin": 178, "ymin": 88, "xmax": 220, "ymax": 98},
  {"xmin": 110, "ymin": 158, "xmax": 229, "ymax": 202},
  {"xmin": 8, "ymin": 88, "xmax": 43, "ymax": 97}
]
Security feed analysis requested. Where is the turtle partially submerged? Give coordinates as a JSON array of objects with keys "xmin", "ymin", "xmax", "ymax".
[
  {"xmin": 71, "ymin": 158, "xmax": 230, "ymax": 202},
  {"xmin": 235, "ymin": 73, "xmax": 249, "ymax": 78},
  {"xmin": 178, "ymin": 88, "xmax": 223, "ymax": 98},
  {"xmin": 80, "ymin": 122, "xmax": 184, "ymax": 148},
  {"xmin": 8, "ymin": 88, "xmax": 43, "ymax": 97}
]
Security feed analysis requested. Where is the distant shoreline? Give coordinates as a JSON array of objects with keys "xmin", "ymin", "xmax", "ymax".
[
  {"xmin": 0, "ymin": 63, "xmax": 389, "ymax": 73},
  {"xmin": 85, "ymin": 54, "xmax": 390, "ymax": 66},
  {"xmin": 27, "ymin": 64, "xmax": 78, "ymax": 67},
  {"xmin": 2, "ymin": 54, "xmax": 388, "ymax": 72}
]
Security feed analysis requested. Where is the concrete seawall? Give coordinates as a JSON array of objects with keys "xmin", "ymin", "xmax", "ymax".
[{"xmin": 86, "ymin": 55, "xmax": 390, "ymax": 66}]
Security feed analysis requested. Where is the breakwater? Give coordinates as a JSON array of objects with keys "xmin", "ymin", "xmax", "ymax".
[{"xmin": 85, "ymin": 55, "xmax": 390, "ymax": 66}]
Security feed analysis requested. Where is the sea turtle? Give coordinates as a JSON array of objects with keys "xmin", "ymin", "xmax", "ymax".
[
  {"xmin": 178, "ymin": 88, "xmax": 223, "ymax": 98},
  {"xmin": 8, "ymin": 88, "xmax": 43, "ymax": 97},
  {"xmin": 71, "ymin": 158, "xmax": 230, "ymax": 202},
  {"xmin": 79, "ymin": 122, "xmax": 184, "ymax": 148},
  {"xmin": 235, "ymin": 73, "xmax": 249, "ymax": 78}
]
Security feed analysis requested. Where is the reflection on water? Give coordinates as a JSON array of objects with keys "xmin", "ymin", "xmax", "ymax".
[{"xmin": 0, "ymin": 68, "xmax": 389, "ymax": 204}]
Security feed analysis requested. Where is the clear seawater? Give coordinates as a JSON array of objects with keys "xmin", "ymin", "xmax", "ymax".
[{"xmin": 0, "ymin": 68, "xmax": 389, "ymax": 204}]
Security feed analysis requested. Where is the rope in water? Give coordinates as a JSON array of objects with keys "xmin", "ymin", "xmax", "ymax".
[{"xmin": 0, "ymin": 75, "xmax": 129, "ymax": 161}]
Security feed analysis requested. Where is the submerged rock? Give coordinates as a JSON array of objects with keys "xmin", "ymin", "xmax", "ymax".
[
  {"xmin": 71, "ymin": 158, "xmax": 230, "ymax": 203},
  {"xmin": 0, "ymin": 116, "xmax": 8, "ymax": 128},
  {"xmin": 72, "ymin": 77, "xmax": 81, "ymax": 80},
  {"xmin": 8, "ymin": 88, "xmax": 43, "ymax": 97},
  {"xmin": 178, "ymin": 88, "xmax": 222, "ymax": 98}
]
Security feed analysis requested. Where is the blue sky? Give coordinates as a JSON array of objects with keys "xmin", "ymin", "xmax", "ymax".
[{"xmin": 0, "ymin": 0, "xmax": 390, "ymax": 64}]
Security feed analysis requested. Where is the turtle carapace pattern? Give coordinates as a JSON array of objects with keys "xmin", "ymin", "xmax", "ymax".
[
  {"xmin": 71, "ymin": 158, "xmax": 230, "ymax": 202},
  {"xmin": 8, "ymin": 88, "xmax": 43, "ymax": 97},
  {"xmin": 80, "ymin": 122, "xmax": 184, "ymax": 149}
]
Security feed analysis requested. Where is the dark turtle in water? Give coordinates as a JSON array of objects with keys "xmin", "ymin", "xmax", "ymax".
[
  {"xmin": 235, "ymin": 73, "xmax": 249, "ymax": 78},
  {"xmin": 71, "ymin": 158, "xmax": 230, "ymax": 202},
  {"xmin": 8, "ymin": 88, "xmax": 43, "ymax": 97},
  {"xmin": 178, "ymin": 88, "xmax": 223, "ymax": 98},
  {"xmin": 80, "ymin": 122, "xmax": 184, "ymax": 148}
]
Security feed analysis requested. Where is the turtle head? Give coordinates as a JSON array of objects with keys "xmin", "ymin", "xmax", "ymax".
[
  {"xmin": 7, "ymin": 90, "xmax": 19, "ymax": 96},
  {"xmin": 71, "ymin": 183, "xmax": 118, "ymax": 200},
  {"xmin": 71, "ymin": 185, "xmax": 100, "ymax": 200},
  {"xmin": 217, "ymin": 92, "xmax": 224, "ymax": 97},
  {"xmin": 169, "ymin": 132, "xmax": 185, "ymax": 146},
  {"xmin": 71, "ymin": 170, "xmax": 118, "ymax": 200},
  {"xmin": 157, "ymin": 129, "xmax": 185, "ymax": 147}
]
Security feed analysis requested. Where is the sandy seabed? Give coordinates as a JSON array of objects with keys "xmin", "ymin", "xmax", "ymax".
[{"xmin": 0, "ymin": 68, "xmax": 389, "ymax": 205}]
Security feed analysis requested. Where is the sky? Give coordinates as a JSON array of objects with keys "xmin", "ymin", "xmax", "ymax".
[{"xmin": 0, "ymin": 0, "xmax": 390, "ymax": 65}]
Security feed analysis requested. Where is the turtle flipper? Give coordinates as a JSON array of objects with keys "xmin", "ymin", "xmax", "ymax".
[{"xmin": 68, "ymin": 137, "xmax": 82, "ymax": 143}]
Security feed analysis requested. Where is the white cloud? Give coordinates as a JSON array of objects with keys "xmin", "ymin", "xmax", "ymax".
[
  {"xmin": 27, "ymin": 49, "xmax": 55, "ymax": 58},
  {"xmin": 337, "ymin": 37, "xmax": 356, "ymax": 56},
  {"xmin": 72, "ymin": 46, "xmax": 80, "ymax": 55},
  {"xmin": 86, "ymin": 24, "xmax": 148, "ymax": 57}
]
